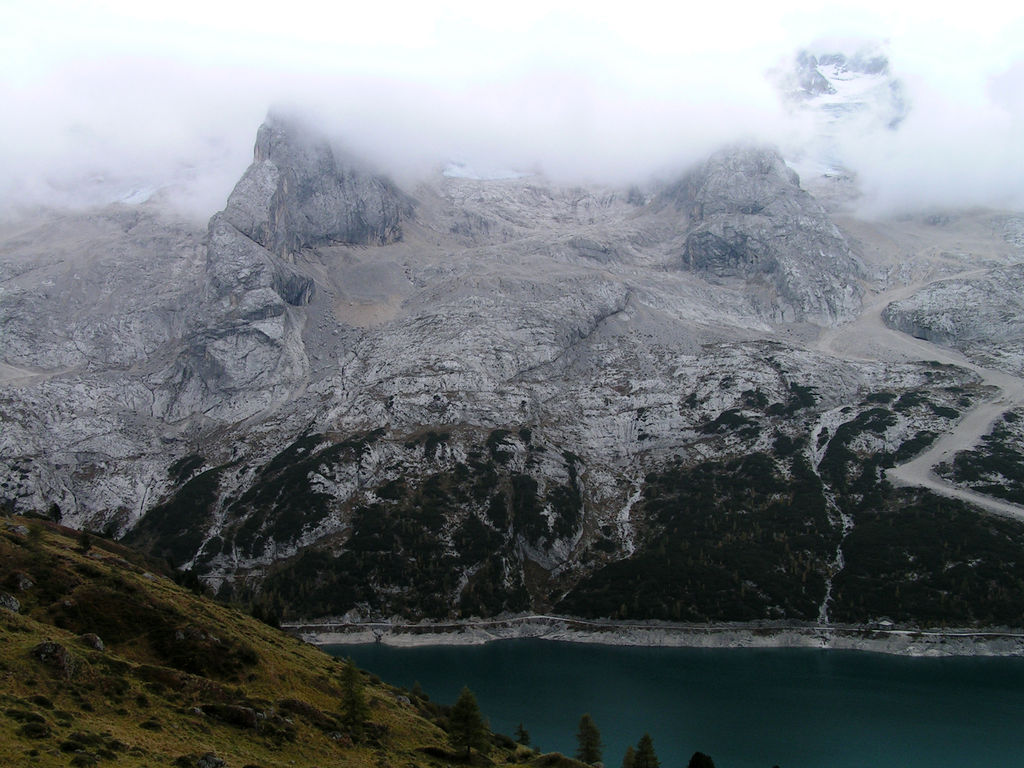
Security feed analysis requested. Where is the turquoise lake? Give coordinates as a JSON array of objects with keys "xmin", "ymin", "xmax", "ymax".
[{"xmin": 330, "ymin": 640, "xmax": 1024, "ymax": 768}]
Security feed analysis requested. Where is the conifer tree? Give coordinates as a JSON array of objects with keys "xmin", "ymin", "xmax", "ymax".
[
  {"xmin": 515, "ymin": 722, "xmax": 531, "ymax": 746},
  {"xmin": 621, "ymin": 745, "xmax": 636, "ymax": 768},
  {"xmin": 449, "ymin": 686, "xmax": 487, "ymax": 758},
  {"xmin": 341, "ymin": 657, "xmax": 370, "ymax": 738},
  {"xmin": 576, "ymin": 713, "xmax": 603, "ymax": 764},
  {"xmin": 634, "ymin": 733, "xmax": 659, "ymax": 768}
]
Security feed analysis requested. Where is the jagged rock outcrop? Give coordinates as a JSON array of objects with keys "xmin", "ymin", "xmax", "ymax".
[
  {"xmin": 161, "ymin": 116, "xmax": 415, "ymax": 422},
  {"xmin": 771, "ymin": 43, "xmax": 910, "ymax": 211},
  {"xmin": 792, "ymin": 51, "xmax": 835, "ymax": 98},
  {"xmin": 223, "ymin": 114, "xmax": 413, "ymax": 256},
  {"xmin": 673, "ymin": 146, "xmax": 865, "ymax": 324},
  {"xmin": 819, "ymin": 50, "xmax": 890, "ymax": 76}
]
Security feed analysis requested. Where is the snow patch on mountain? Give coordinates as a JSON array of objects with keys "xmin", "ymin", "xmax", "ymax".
[{"xmin": 773, "ymin": 42, "xmax": 909, "ymax": 199}]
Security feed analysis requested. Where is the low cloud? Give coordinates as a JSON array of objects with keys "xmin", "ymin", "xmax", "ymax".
[
  {"xmin": 2, "ymin": 2, "xmax": 1022, "ymax": 219},
  {"xmin": 838, "ymin": 68, "xmax": 1024, "ymax": 215}
]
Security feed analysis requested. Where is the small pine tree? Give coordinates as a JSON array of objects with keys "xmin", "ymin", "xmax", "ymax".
[
  {"xmin": 621, "ymin": 745, "xmax": 636, "ymax": 768},
  {"xmin": 449, "ymin": 686, "xmax": 487, "ymax": 759},
  {"xmin": 341, "ymin": 658, "xmax": 370, "ymax": 739},
  {"xmin": 515, "ymin": 722, "xmax": 531, "ymax": 746},
  {"xmin": 177, "ymin": 568, "xmax": 204, "ymax": 595},
  {"xmin": 634, "ymin": 734, "xmax": 659, "ymax": 768},
  {"xmin": 576, "ymin": 713, "xmax": 603, "ymax": 764}
]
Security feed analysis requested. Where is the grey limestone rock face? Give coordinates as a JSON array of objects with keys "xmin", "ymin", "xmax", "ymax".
[
  {"xmin": 223, "ymin": 115, "xmax": 413, "ymax": 256},
  {"xmin": 675, "ymin": 145, "xmax": 864, "ymax": 325},
  {"xmin": 157, "ymin": 116, "xmax": 418, "ymax": 421},
  {"xmin": 0, "ymin": 206, "xmax": 205, "ymax": 374},
  {"xmin": 157, "ymin": 213, "xmax": 312, "ymax": 423},
  {"xmin": 0, "ymin": 129, "xmax": 894, "ymax": 538},
  {"xmin": 882, "ymin": 265, "xmax": 1024, "ymax": 374},
  {"xmin": 0, "ymin": 592, "xmax": 19, "ymax": 613}
]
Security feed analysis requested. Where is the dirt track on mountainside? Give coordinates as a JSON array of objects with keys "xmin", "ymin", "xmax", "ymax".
[{"xmin": 817, "ymin": 269, "xmax": 1024, "ymax": 520}]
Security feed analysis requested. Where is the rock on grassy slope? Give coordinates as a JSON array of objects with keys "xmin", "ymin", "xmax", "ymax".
[{"xmin": 0, "ymin": 514, "xmax": 553, "ymax": 768}]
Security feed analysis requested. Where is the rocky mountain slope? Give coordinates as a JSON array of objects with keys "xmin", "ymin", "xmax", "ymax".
[
  {"xmin": 3, "ymin": 114, "xmax": 1024, "ymax": 627},
  {"xmin": 883, "ymin": 264, "xmax": 1024, "ymax": 374}
]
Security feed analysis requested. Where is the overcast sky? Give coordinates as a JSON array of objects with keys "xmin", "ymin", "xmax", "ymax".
[{"xmin": 2, "ymin": 0, "xmax": 1022, "ymax": 217}]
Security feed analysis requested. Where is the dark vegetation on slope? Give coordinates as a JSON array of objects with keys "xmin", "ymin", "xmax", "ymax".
[
  {"xmin": 0, "ymin": 514, "xmax": 568, "ymax": 768},
  {"xmin": 114, "ymin": 374, "xmax": 1024, "ymax": 629},
  {"xmin": 832, "ymin": 493, "xmax": 1024, "ymax": 625},
  {"xmin": 123, "ymin": 464, "xmax": 230, "ymax": 567},
  {"xmin": 249, "ymin": 429, "xmax": 587, "ymax": 620},
  {"xmin": 129, "ymin": 427, "xmax": 585, "ymax": 621},
  {"xmin": 561, "ymin": 393, "xmax": 1024, "ymax": 627},
  {"xmin": 557, "ymin": 451, "xmax": 836, "ymax": 621},
  {"xmin": 936, "ymin": 410, "xmax": 1024, "ymax": 505}
]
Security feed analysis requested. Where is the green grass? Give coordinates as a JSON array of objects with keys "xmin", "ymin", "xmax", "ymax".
[{"xmin": 0, "ymin": 515, "xmax": 533, "ymax": 768}]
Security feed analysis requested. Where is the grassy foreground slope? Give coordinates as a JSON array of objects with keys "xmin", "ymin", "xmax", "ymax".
[{"xmin": 0, "ymin": 515, "xmax": 542, "ymax": 768}]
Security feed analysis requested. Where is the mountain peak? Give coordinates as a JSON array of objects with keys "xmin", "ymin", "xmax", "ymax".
[
  {"xmin": 223, "ymin": 114, "xmax": 413, "ymax": 257},
  {"xmin": 665, "ymin": 144, "xmax": 864, "ymax": 325},
  {"xmin": 772, "ymin": 42, "xmax": 910, "ymax": 189}
]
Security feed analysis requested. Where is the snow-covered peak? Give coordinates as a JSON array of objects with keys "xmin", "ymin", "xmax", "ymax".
[{"xmin": 772, "ymin": 43, "xmax": 909, "ymax": 196}]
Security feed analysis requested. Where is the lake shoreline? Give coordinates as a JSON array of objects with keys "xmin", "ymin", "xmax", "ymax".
[{"xmin": 285, "ymin": 615, "xmax": 1024, "ymax": 657}]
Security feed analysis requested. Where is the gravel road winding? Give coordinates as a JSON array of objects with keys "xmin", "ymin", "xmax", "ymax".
[{"xmin": 818, "ymin": 272, "xmax": 1024, "ymax": 520}]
